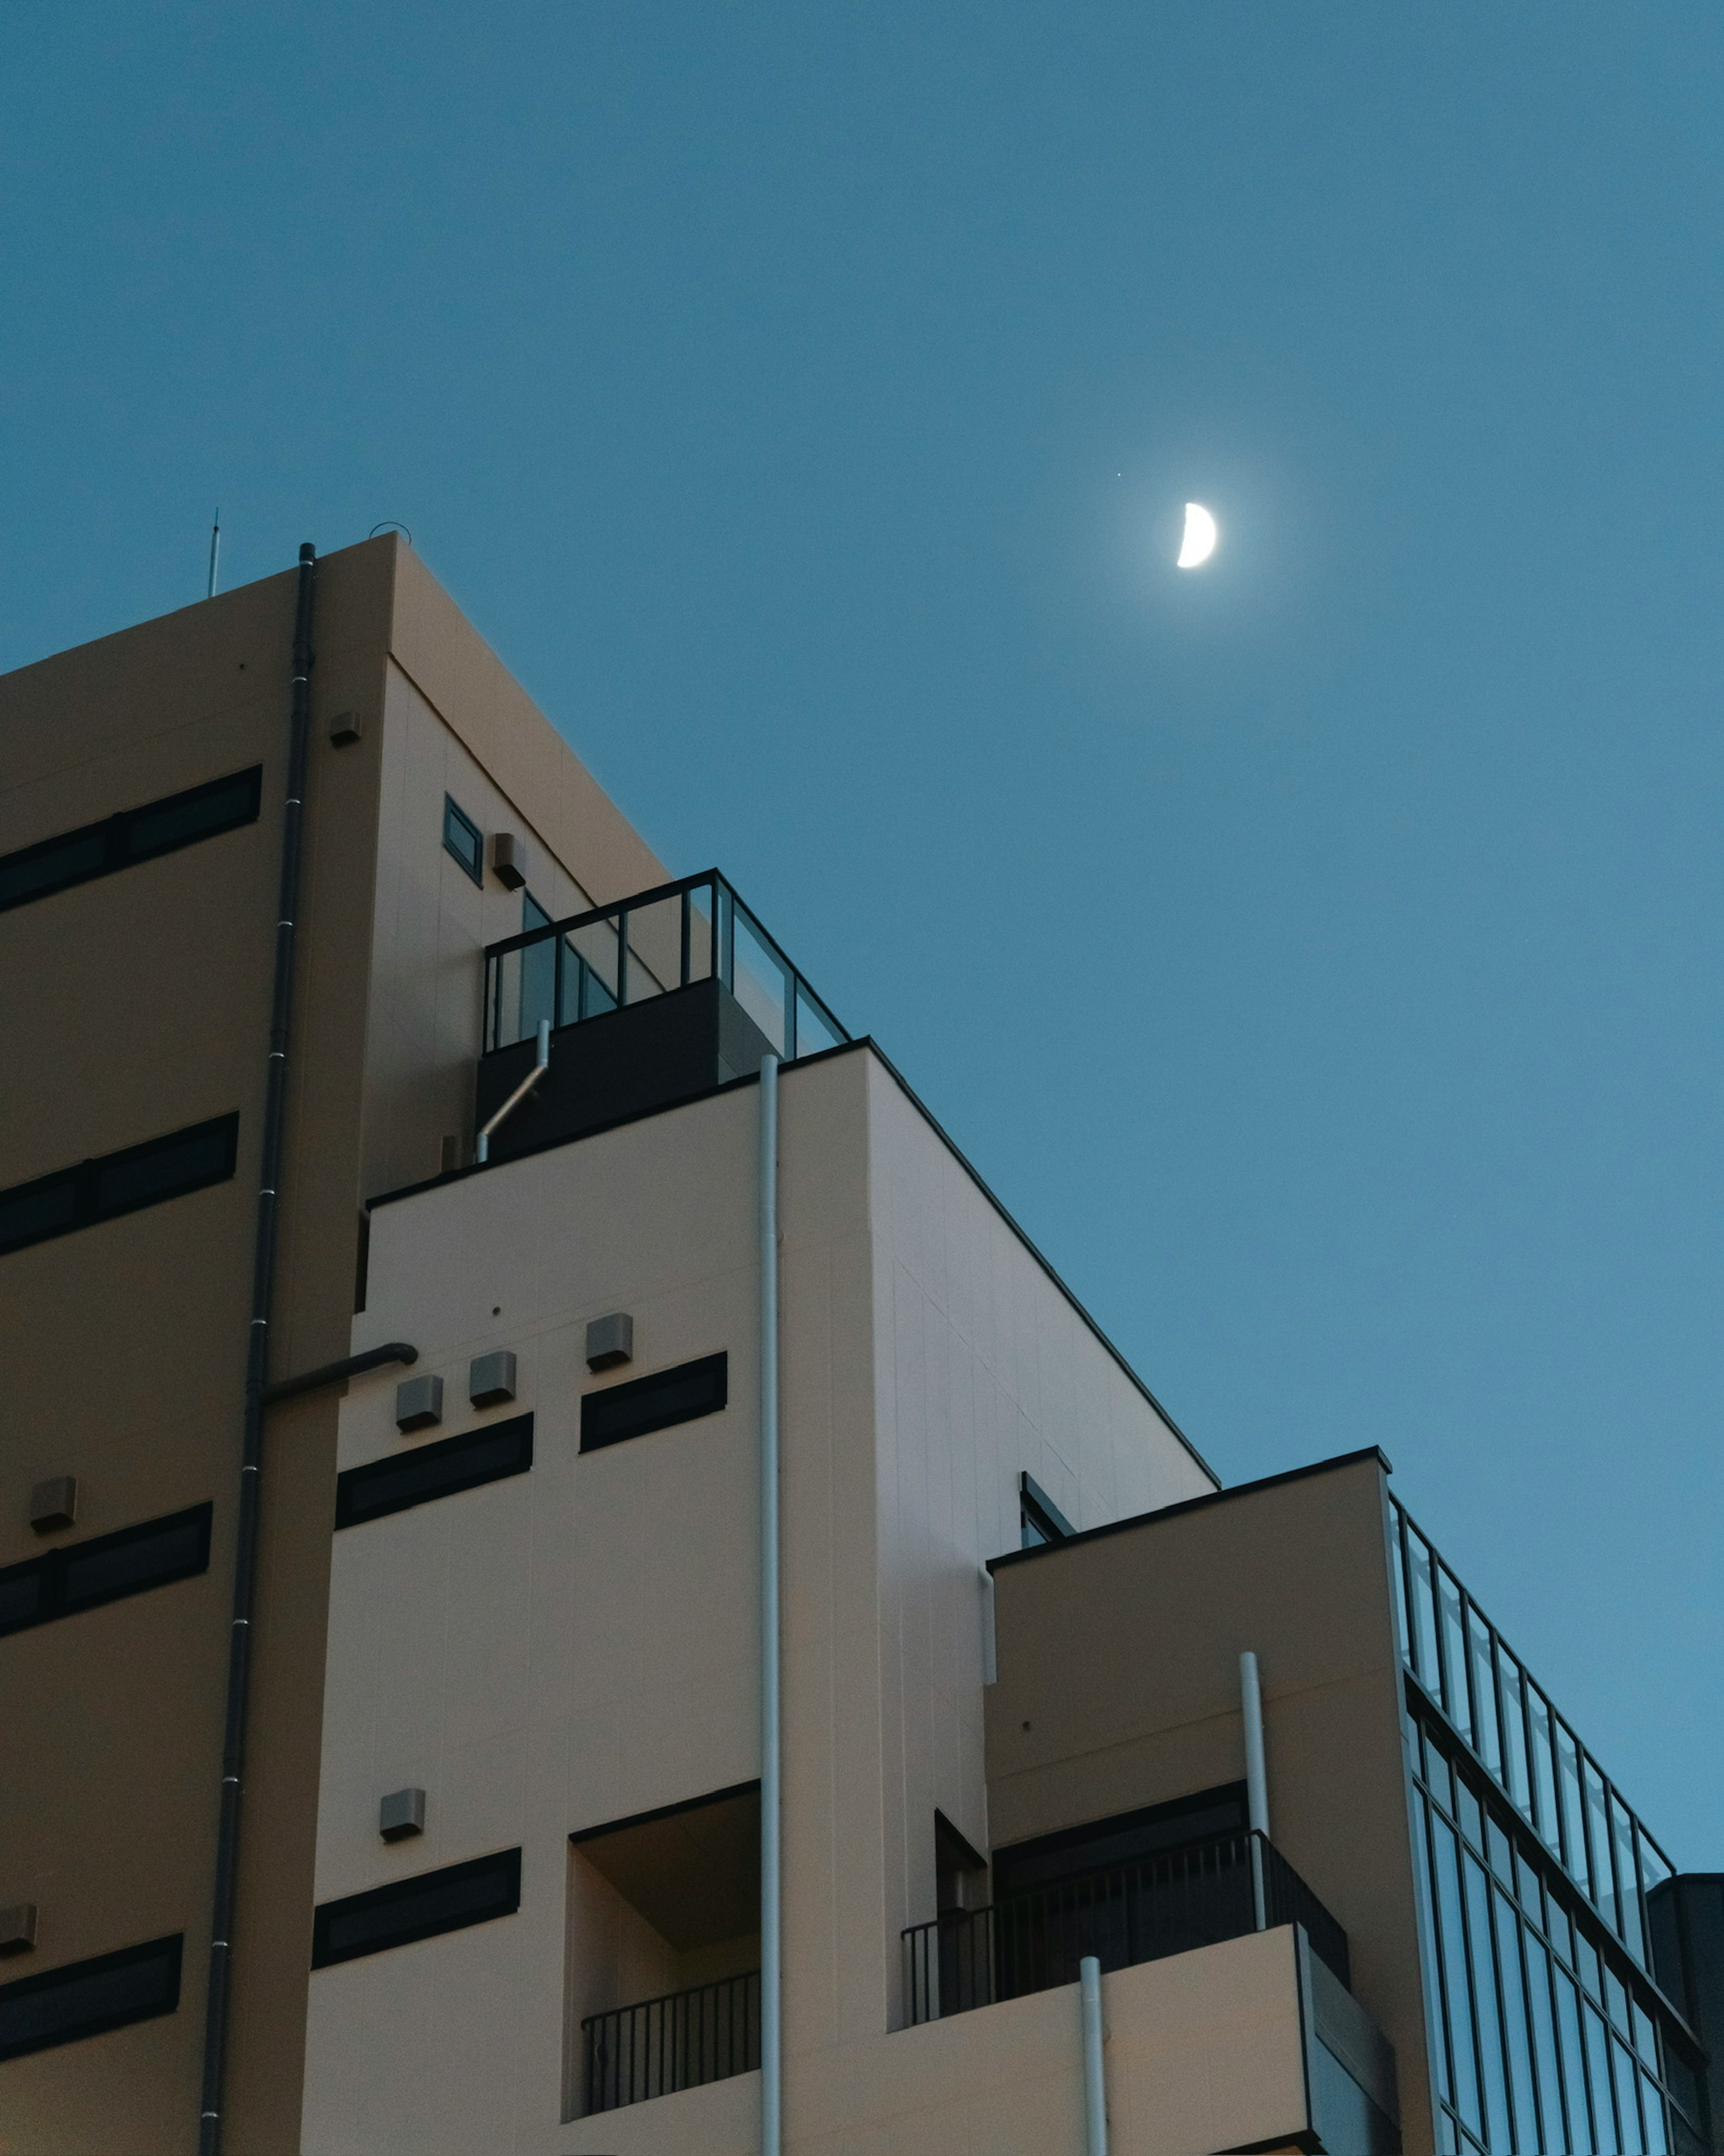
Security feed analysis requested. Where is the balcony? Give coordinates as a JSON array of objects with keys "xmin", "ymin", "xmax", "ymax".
[
  {"xmin": 478, "ymin": 871, "xmax": 847, "ymax": 1163},
  {"xmin": 902, "ymin": 1829, "xmax": 1349, "ymax": 2025},
  {"xmin": 581, "ymin": 1968, "xmax": 761, "ymax": 2114}
]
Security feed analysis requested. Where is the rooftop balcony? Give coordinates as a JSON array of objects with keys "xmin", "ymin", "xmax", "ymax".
[
  {"xmin": 902, "ymin": 1829, "xmax": 1350, "ymax": 2025},
  {"xmin": 478, "ymin": 870, "xmax": 847, "ymax": 1163}
]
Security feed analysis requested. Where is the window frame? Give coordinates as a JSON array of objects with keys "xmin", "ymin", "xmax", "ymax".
[
  {"xmin": 334, "ymin": 1415, "xmax": 534, "ymax": 1530},
  {"xmin": 0, "ymin": 1503, "xmax": 214, "ymax": 1640},
  {"xmin": 0, "ymin": 767, "xmax": 263, "ymax": 915},
  {"xmin": 443, "ymin": 795, "xmax": 484, "ymax": 885},
  {"xmin": 0, "ymin": 1935, "xmax": 183, "ymax": 2062},
  {"xmin": 579, "ymin": 1353, "xmax": 729, "ymax": 1455},
  {"xmin": 0, "ymin": 1114, "xmax": 240, "ymax": 1258},
  {"xmin": 311, "ymin": 1848, "xmax": 522, "ymax": 1968}
]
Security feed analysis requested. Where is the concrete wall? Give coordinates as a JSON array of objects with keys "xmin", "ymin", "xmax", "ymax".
[
  {"xmin": 985, "ymin": 1450, "xmax": 1434, "ymax": 2155},
  {"xmin": 0, "ymin": 535, "xmax": 670, "ymax": 2153},
  {"xmin": 302, "ymin": 1042, "xmax": 1215, "ymax": 2154}
]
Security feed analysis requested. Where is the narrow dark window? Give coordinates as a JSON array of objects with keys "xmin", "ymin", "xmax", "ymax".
[
  {"xmin": 312, "ymin": 1849, "xmax": 521, "ymax": 1967},
  {"xmin": 443, "ymin": 796, "xmax": 484, "ymax": 884},
  {"xmin": 0, "ymin": 1935, "xmax": 182, "ymax": 2061},
  {"xmin": 334, "ymin": 1415, "xmax": 533, "ymax": 1530},
  {"xmin": 580, "ymin": 1353, "xmax": 728, "ymax": 1454},
  {"xmin": 0, "ymin": 1114, "xmax": 239, "ymax": 1258},
  {"xmin": 0, "ymin": 1505, "xmax": 213, "ymax": 1640},
  {"xmin": 0, "ymin": 767, "xmax": 262, "ymax": 914},
  {"xmin": 1019, "ymin": 1472, "xmax": 1073, "ymax": 1549}
]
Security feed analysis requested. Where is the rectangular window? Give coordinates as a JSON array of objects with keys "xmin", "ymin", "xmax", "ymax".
[
  {"xmin": 0, "ymin": 1504, "xmax": 212, "ymax": 1640},
  {"xmin": 0, "ymin": 1935, "xmax": 182, "ymax": 2061},
  {"xmin": 443, "ymin": 796, "xmax": 484, "ymax": 884},
  {"xmin": 579, "ymin": 1353, "xmax": 727, "ymax": 1454},
  {"xmin": 0, "ymin": 767, "xmax": 262, "ymax": 915},
  {"xmin": 0, "ymin": 1114, "xmax": 239, "ymax": 1258},
  {"xmin": 311, "ymin": 1848, "xmax": 521, "ymax": 1967},
  {"xmin": 334, "ymin": 1415, "xmax": 533, "ymax": 1530}
]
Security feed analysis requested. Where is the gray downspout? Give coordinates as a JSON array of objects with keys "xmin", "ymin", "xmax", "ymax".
[
  {"xmin": 198, "ymin": 543, "xmax": 317, "ymax": 2156},
  {"xmin": 758, "ymin": 1053, "xmax": 782, "ymax": 2156},
  {"xmin": 1240, "ymin": 1648, "xmax": 1270, "ymax": 1930},
  {"xmin": 1080, "ymin": 1954, "xmax": 1108, "ymax": 2156}
]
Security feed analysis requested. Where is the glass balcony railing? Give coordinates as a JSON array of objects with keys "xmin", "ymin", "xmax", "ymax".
[
  {"xmin": 483, "ymin": 869, "xmax": 847, "ymax": 1063},
  {"xmin": 1389, "ymin": 1498, "xmax": 1674, "ymax": 1973},
  {"xmin": 901, "ymin": 1830, "xmax": 1349, "ymax": 2026}
]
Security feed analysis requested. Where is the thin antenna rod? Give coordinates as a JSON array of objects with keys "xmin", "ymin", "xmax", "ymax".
[{"xmin": 207, "ymin": 511, "xmax": 221, "ymax": 601}]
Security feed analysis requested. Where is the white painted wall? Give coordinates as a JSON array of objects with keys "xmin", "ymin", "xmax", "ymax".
[{"xmin": 303, "ymin": 1043, "xmax": 1217, "ymax": 2155}]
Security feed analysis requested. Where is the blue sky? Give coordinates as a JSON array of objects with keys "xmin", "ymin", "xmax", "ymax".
[{"xmin": 4, "ymin": 4, "xmax": 1719, "ymax": 1861}]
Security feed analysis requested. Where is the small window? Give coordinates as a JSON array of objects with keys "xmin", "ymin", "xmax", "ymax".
[
  {"xmin": 0, "ymin": 1504, "xmax": 213, "ymax": 1640},
  {"xmin": 0, "ymin": 767, "xmax": 262, "ymax": 915},
  {"xmin": 443, "ymin": 796, "xmax": 484, "ymax": 885},
  {"xmin": 1019, "ymin": 1473, "xmax": 1073, "ymax": 1549},
  {"xmin": 312, "ymin": 1848, "xmax": 521, "ymax": 1968},
  {"xmin": 0, "ymin": 1935, "xmax": 183, "ymax": 2061},
  {"xmin": 334, "ymin": 1415, "xmax": 533, "ymax": 1530},
  {"xmin": 0, "ymin": 1115, "xmax": 239, "ymax": 1258},
  {"xmin": 580, "ymin": 1353, "xmax": 727, "ymax": 1454}
]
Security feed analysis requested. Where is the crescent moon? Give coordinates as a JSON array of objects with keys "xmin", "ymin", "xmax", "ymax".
[{"xmin": 1177, "ymin": 503, "xmax": 1218, "ymax": 569}]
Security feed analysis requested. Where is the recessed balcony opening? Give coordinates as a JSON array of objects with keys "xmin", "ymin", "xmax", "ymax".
[
  {"xmin": 479, "ymin": 872, "xmax": 847, "ymax": 1164},
  {"xmin": 565, "ymin": 1781, "xmax": 761, "ymax": 2118}
]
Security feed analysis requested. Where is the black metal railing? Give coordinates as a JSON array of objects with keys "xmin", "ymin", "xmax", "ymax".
[
  {"xmin": 581, "ymin": 1968, "xmax": 761, "ymax": 2114},
  {"xmin": 902, "ymin": 1830, "xmax": 1349, "ymax": 2025},
  {"xmin": 484, "ymin": 869, "xmax": 847, "ymax": 1062}
]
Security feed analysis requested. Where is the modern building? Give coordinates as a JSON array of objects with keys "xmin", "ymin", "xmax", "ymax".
[{"xmin": 0, "ymin": 536, "xmax": 1716, "ymax": 2156}]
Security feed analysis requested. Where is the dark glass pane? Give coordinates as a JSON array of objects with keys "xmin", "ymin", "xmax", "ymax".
[
  {"xmin": 580, "ymin": 1354, "xmax": 728, "ymax": 1454},
  {"xmin": 122, "ymin": 772, "xmax": 260, "ymax": 862},
  {"xmin": 1555, "ymin": 1971, "xmax": 1594, "ymax": 2154},
  {"xmin": 1469, "ymin": 1609, "xmax": 1503, "ymax": 1777},
  {"xmin": 92, "ymin": 1119, "xmax": 236, "ymax": 1217},
  {"xmin": 1465, "ymin": 1854, "xmax": 1513, "ymax": 2152},
  {"xmin": 312, "ymin": 1850, "xmax": 520, "ymax": 1966},
  {"xmin": 1491, "ymin": 1889, "xmax": 1539, "ymax": 2153},
  {"xmin": 60, "ymin": 1509, "xmax": 210, "ymax": 1613},
  {"xmin": 1408, "ymin": 1528, "xmax": 1443, "ymax": 1692},
  {"xmin": 0, "ymin": 1558, "xmax": 48, "ymax": 1636},
  {"xmin": 519, "ymin": 895, "xmax": 554, "ymax": 1036},
  {"xmin": 1528, "ymin": 1688, "xmax": 1561, "ymax": 1857},
  {"xmin": 1434, "ymin": 1817, "xmax": 1484, "ymax": 2134},
  {"xmin": 0, "ymin": 1173, "xmax": 80, "ymax": 1253},
  {"xmin": 443, "ymin": 798, "xmax": 483, "ymax": 880},
  {"xmin": 0, "ymin": 1936, "xmax": 181, "ymax": 2062},
  {"xmin": 1438, "ymin": 1566, "xmax": 1472, "ymax": 1739},
  {"xmin": 1412, "ymin": 1799, "xmax": 1453, "ymax": 2104},
  {"xmin": 1584, "ymin": 2003, "xmax": 1623, "ymax": 2153},
  {"xmin": 1612, "ymin": 2037, "xmax": 1647, "ymax": 2156},
  {"xmin": 335, "ymin": 1417, "xmax": 533, "ymax": 1530},
  {"xmin": 0, "ymin": 829, "xmax": 110, "ymax": 908},
  {"xmin": 1526, "ymin": 1937, "xmax": 1568, "ymax": 2153}
]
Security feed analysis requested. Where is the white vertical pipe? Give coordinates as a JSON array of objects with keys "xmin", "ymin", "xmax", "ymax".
[
  {"xmin": 1240, "ymin": 1649, "xmax": 1269, "ymax": 1836},
  {"xmin": 1240, "ymin": 1649, "xmax": 1269, "ymax": 1930},
  {"xmin": 1079, "ymin": 1955, "xmax": 1108, "ymax": 2156},
  {"xmin": 759, "ymin": 1054, "xmax": 782, "ymax": 2156}
]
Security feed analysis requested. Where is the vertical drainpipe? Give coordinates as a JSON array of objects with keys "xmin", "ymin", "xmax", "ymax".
[
  {"xmin": 1079, "ymin": 1954, "xmax": 1108, "ymax": 2156},
  {"xmin": 1240, "ymin": 1649, "xmax": 1270, "ymax": 1930},
  {"xmin": 759, "ymin": 1053, "xmax": 783, "ymax": 2156},
  {"xmin": 199, "ymin": 544, "xmax": 317, "ymax": 2156}
]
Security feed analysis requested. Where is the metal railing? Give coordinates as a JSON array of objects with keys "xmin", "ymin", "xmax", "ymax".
[
  {"xmin": 902, "ymin": 1831, "xmax": 1349, "ymax": 2026},
  {"xmin": 581, "ymin": 1968, "xmax": 761, "ymax": 2114},
  {"xmin": 1389, "ymin": 1496, "xmax": 1672, "ymax": 1973},
  {"xmin": 483, "ymin": 869, "xmax": 847, "ymax": 1062}
]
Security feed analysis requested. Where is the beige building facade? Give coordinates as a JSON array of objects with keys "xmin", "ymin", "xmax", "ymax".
[{"xmin": 1, "ymin": 546, "xmax": 1715, "ymax": 2156}]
